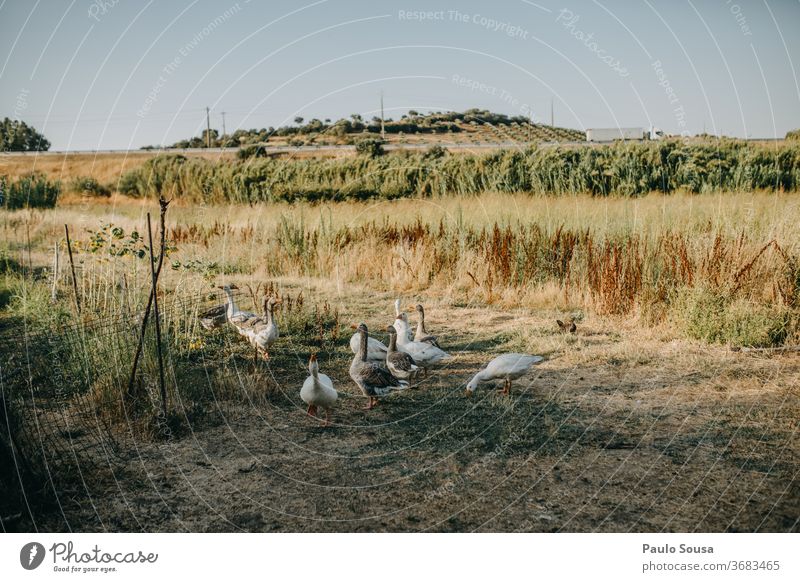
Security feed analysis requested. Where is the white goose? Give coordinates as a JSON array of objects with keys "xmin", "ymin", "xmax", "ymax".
[
  {"xmin": 394, "ymin": 298, "xmax": 413, "ymax": 341},
  {"xmin": 300, "ymin": 354, "xmax": 338, "ymax": 426},
  {"xmin": 219, "ymin": 284, "xmax": 257, "ymax": 336},
  {"xmin": 465, "ymin": 353, "xmax": 544, "ymax": 396},
  {"xmin": 349, "ymin": 329, "xmax": 388, "ymax": 361},
  {"xmin": 392, "ymin": 316, "xmax": 451, "ymax": 374}
]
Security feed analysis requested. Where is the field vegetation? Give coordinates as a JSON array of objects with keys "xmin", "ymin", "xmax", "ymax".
[
  {"xmin": 118, "ymin": 140, "xmax": 800, "ymax": 203},
  {"xmin": 1, "ymin": 150, "xmax": 798, "ymax": 532}
]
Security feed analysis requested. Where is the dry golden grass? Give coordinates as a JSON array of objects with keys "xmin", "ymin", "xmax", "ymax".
[
  {"xmin": 2, "ymin": 192, "xmax": 798, "ymax": 533},
  {"xmin": 0, "ymin": 151, "xmax": 238, "ymax": 184}
]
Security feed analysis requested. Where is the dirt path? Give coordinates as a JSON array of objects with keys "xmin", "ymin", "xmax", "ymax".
[{"xmin": 33, "ymin": 295, "xmax": 800, "ymax": 532}]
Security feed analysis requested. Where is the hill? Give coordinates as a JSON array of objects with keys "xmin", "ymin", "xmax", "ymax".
[{"xmin": 151, "ymin": 109, "xmax": 585, "ymax": 150}]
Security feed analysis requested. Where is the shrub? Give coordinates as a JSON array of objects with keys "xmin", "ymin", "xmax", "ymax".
[
  {"xmin": 787, "ymin": 129, "xmax": 800, "ymax": 141},
  {"xmin": 677, "ymin": 288, "xmax": 791, "ymax": 347},
  {"xmin": 423, "ymin": 145, "xmax": 447, "ymax": 161},
  {"xmin": 355, "ymin": 137, "xmax": 385, "ymax": 158},
  {"xmin": 69, "ymin": 176, "xmax": 111, "ymax": 197},
  {"xmin": 0, "ymin": 173, "xmax": 60, "ymax": 209},
  {"xmin": 237, "ymin": 145, "xmax": 269, "ymax": 160}
]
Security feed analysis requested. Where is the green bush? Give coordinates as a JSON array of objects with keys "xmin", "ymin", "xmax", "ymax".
[
  {"xmin": 423, "ymin": 145, "xmax": 448, "ymax": 161},
  {"xmin": 355, "ymin": 138, "xmax": 385, "ymax": 158},
  {"xmin": 237, "ymin": 145, "xmax": 269, "ymax": 160},
  {"xmin": 677, "ymin": 288, "xmax": 791, "ymax": 347},
  {"xmin": 69, "ymin": 176, "xmax": 111, "ymax": 197},
  {"xmin": 0, "ymin": 173, "xmax": 60, "ymax": 209}
]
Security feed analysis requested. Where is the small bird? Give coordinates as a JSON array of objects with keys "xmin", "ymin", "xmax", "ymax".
[
  {"xmin": 350, "ymin": 323, "xmax": 408, "ymax": 409},
  {"xmin": 556, "ymin": 318, "xmax": 577, "ymax": 334},
  {"xmin": 465, "ymin": 353, "xmax": 544, "ymax": 396},
  {"xmin": 300, "ymin": 354, "xmax": 338, "ymax": 426},
  {"xmin": 385, "ymin": 325, "xmax": 419, "ymax": 381}
]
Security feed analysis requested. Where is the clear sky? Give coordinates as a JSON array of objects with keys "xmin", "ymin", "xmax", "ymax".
[{"xmin": 1, "ymin": 0, "xmax": 798, "ymax": 150}]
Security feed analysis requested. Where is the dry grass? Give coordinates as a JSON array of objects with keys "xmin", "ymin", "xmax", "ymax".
[
  {"xmin": 0, "ymin": 151, "xmax": 238, "ymax": 185},
  {"xmin": 1, "ymin": 191, "xmax": 798, "ymax": 533},
  {"xmin": 4, "ymin": 192, "xmax": 799, "ymax": 343},
  {"xmin": 24, "ymin": 286, "xmax": 800, "ymax": 532}
]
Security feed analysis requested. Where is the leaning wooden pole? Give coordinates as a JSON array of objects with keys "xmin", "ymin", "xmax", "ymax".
[
  {"xmin": 64, "ymin": 225, "xmax": 81, "ymax": 314},
  {"xmin": 126, "ymin": 198, "xmax": 170, "ymax": 403},
  {"xmin": 147, "ymin": 213, "xmax": 167, "ymax": 418},
  {"xmin": 50, "ymin": 241, "xmax": 60, "ymax": 303}
]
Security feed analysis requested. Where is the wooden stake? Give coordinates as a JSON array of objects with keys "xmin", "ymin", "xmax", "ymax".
[
  {"xmin": 64, "ymin": 225, "xmax": 80, "ymax": 314},
  {"xmin": 127, "ymin": 197, "xmax": 170, "ymax": 404},
  {"xmin": 50, "ymin": 241, "xmax": 59, "ymax": 302},
  {"xmin": 147, "ymin": 213, "xmax": 167, "ymax": 419}
]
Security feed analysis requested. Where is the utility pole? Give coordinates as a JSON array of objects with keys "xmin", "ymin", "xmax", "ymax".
[
  {"xmin": 205, "ymin": 106, "xmax": 211, "ymax": 148},
  {"xmin": 550, "ymin": 99, "xmax": 554, "ymax": 128},
  {"xmin": 221, "ymin": 111, "xmax": 227, "ymax": 148},
  {"xmin": 380, "ymin": 91, "xmax": 385, "ymax": 140}
]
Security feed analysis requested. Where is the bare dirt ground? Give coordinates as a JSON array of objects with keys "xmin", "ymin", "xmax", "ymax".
[{"xmin": 32, "ymin": 287, "xmax": 799, "ymax": 533}]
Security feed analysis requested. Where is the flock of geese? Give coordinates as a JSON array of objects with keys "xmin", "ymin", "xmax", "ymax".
[{"xmin": 201, "ymin": 285, "xmax": 547, "ymax": 426}]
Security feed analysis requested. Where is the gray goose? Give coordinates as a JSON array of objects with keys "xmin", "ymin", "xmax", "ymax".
[
  {"xmin": 198, "ymin": 304, "xmax": 227, "ymax": 330},
  {"xmin": 385, "ymin": 325, "xmax": 419, "ymax": 381},
  {"xmin": 349, "ymin": 323, "xmax": 408, "ymax": 409},
  {"xmin": 238, "ymin": 296, "xmax": 281, "ymax": 360},
  {"xmin": 409, "ymin": 303, "xmax": 441, "ymax": 347}
]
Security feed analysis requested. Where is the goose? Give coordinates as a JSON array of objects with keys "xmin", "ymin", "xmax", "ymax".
[
  {"xmin": 394, "ymin": 298, "xmax": 413, "ymax": 340},
  {"xmin": 350, "ymin": 323, "xmax": 408, "ymax": 409},
  {"xmin": 239, "ymin": 296, "xmax": 281, "ymax": 360},
  {"xmin": 198, "ymin": 304, "xmax": 227, "ymax": 330},
  {"xmin": 349, "ymin": 330, "xmax": 388, "ymax": 362},
  {"xmin": 465, "ymin": 353, "xmax": 544, "ymax": 396},
  {"xmin": 219, "ymin": 284, "xmax": 257, "ymax": 335},
  {"xmin": 408, "ymin": 303, "xmax": 441, "ymax": 347},
  {"xmin": 300, "ymin": 354, "xmax": 338, "ymax": 426},
  {"xmin": 385, "ymin": 325, "xmax": 419, "ymax": 381},
  {"xmin": 392, "ymin": 316, "xmax": 452, "ymax": 375}
]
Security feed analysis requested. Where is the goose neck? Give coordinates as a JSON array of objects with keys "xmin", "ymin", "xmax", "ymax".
[{"xmin": 359, "ymin": 329, "xmax": 369, "ymax": 362}]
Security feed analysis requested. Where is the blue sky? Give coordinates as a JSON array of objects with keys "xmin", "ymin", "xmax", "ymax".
[{"xmin": 1, "ymin": 0, "xmax": 798, "ymax": 149}]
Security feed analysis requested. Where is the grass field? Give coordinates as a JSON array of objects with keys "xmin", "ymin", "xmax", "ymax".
[{"xmin": 0, "ymin": 187, "xmax": 798, "ymax": 532}]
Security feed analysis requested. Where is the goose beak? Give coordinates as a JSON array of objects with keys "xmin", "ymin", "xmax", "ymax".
[
  {"xmin": 309, "ymin": 354, "xmax": 317, "ymax": 362},
  {"xmin": 274, "ymin": 299, "xmax": 283, "ymax": 305},
  {"xmin": 464, "ymin": 389, "xmax": 473, "ymax": 398},
  {"xmin": 350, "ymin": 324, "xmax": 358, "ymax": 330}
]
